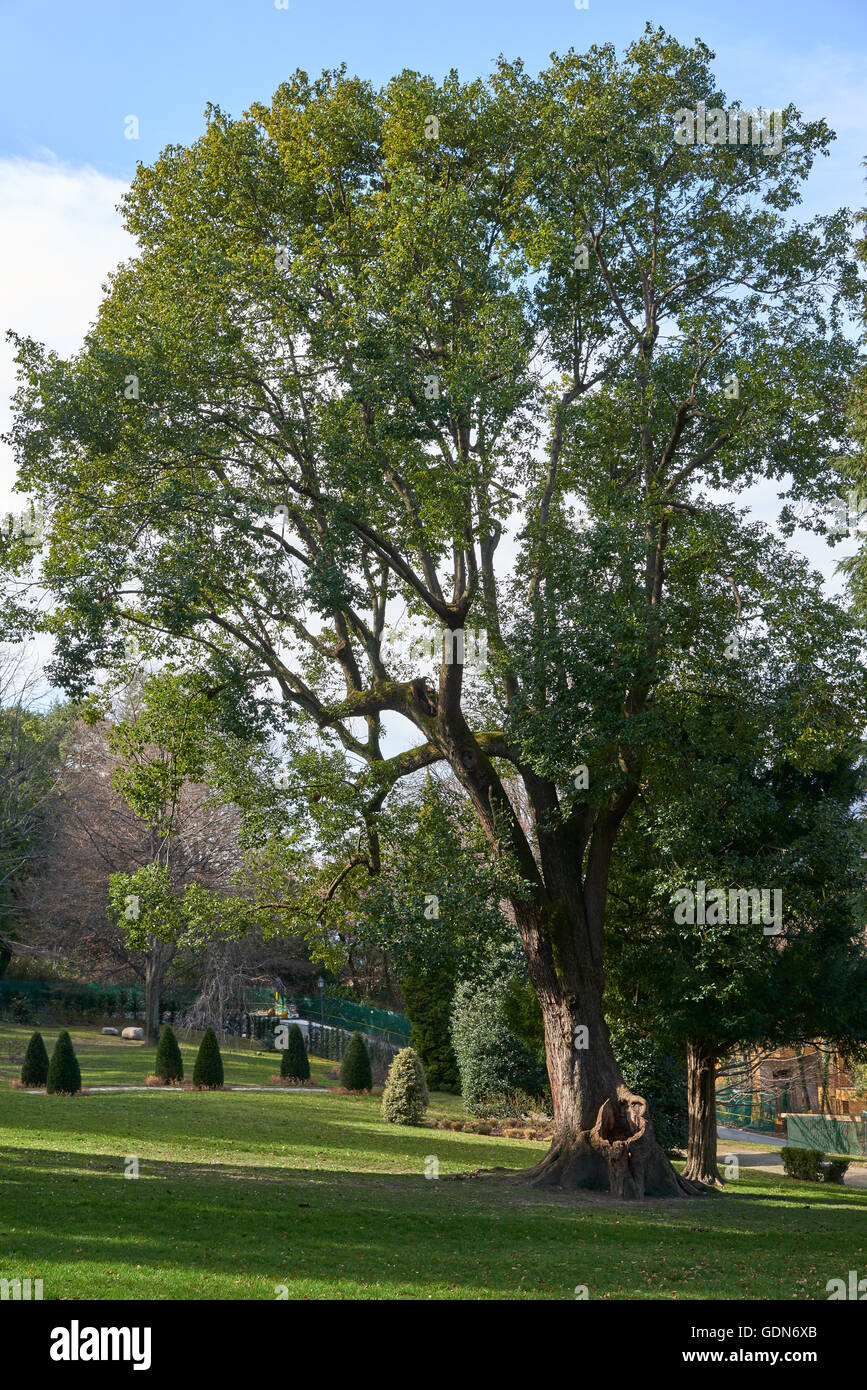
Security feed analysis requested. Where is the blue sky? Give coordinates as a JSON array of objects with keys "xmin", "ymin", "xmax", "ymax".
[{"xmin": 1, "ymin": 0, "xmax": 865, "ymax": 179}]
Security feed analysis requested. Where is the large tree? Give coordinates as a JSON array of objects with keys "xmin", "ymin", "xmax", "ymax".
[{"xmin": 5, "ymin": 29, "xmax": 864, "ymax": 1194}]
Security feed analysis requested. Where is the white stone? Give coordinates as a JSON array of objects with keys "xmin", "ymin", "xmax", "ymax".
[
  {"xmin": 102, "ymin": 1027, "xmax": 119, "ymax": 1035},
  {"xmin": 121, "ymin": 1027, "xmax": 145, "ymax": 1041}
]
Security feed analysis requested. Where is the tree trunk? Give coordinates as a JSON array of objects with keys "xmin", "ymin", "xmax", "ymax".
[
  {"xmin": 143, "ymin": 939, "xmax": 166, "ymax": 1045},
  {"xmin": 513, "ymin": 901, "xmax": 705, "ymax": 1198},
  {"xmin": 682, "ymin": 1039, "xmax": 723, "ymax": 1185},
  {"xmin": 435, "ymin": 715, "xmax": 704, "ymax": 1199}
]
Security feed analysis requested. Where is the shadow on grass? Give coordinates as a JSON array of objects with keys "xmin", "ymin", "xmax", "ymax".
[{"xmin": 2, "ymin": 1142, "xmax": 867, "ymax": 1301}]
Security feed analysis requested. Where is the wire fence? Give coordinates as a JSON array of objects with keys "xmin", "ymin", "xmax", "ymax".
[
  {"xmin": 245, "ymin": 991, "xmax": 411, "ymax": 1046},
  {"xmin": 0, "ymin": 980, "xmax": 411, "ymax": 1064},
  {"xmin": 716, "ymin": 1085, "xmax": 780, "ymax": 1133}
]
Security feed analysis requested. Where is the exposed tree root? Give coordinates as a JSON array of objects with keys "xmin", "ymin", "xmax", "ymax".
[{"xmin": 517, "ymin": 1088, "xmax": 710, "ymax": 1198}]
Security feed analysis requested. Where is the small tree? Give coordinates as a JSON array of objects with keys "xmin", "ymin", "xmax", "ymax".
[
  {"xmin": 46, "ymin": 1030, "xmax": 81, "ymax": 1095},
  {"xmin": 340, "ymin": 1032, "xmax": 372, "ymax": 1091},
  {"xmin": 20, "ymin": 1030, "xmax": 49, "ymax": 1087},
  {"xmin": 193, "ymin": 1027, "xmax": 224, "ymax": 1088},
  {"xmin": 280, "ymin": 1023, "xmax": 310, "ymax": 1081},
  {"xmin": 382, "ymin": 1046, "xmax": 429, "ymax": 1125},
  {"xmin": 155, "ymin": 1025, "xmax": 184, "ymax": 1083}
]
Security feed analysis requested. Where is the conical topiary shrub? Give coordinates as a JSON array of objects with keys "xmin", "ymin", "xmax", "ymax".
[
  {"xmin": 193, "ymin": 1027, "xmax": 224, "ymax": 1088},
  {"xmin": 280, "ymin": 1023, "xmax": 310, "ymax": 1081},
  {"xmin": 21, "ymin": 1030, "xmax": 50, "ymax": 1087},
  {"xmin": 155, "ymin": 1025, "xmax": 184, "ymax": 1083},
  {"xmin": 340, "ymin": 1031, "xmax": 372, "ymax": 1092},
  {"xmin": 46, "ymin": 1030, "xmax": 82, "ymax": 1095},
  {"xmin": 382, "ymin": 1046, "xmax": 429, "ymax": 1125}
]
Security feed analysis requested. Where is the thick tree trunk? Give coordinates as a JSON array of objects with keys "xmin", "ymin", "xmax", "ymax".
[
  {"xmin": 682, "ymin": 1039, "xmax": 723, "ymax": 1186},
  {"xmin": 434, "ymin": 713, "xmax": 704, "ymax": 1199},
  {"xmin": 513, "ymin": 902, "xmax": 705, "ymax": 1198}
]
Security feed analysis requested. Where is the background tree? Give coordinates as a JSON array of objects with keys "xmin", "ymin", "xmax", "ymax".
[
  {"xmin": 23, "ymin": 711, "xmax": 238, "ymax": 1041},
  {"xmin": 0, "ymin": 650, "xmax": 71, "ymax": 976},
  {"xmin": 606, "ymin": 735, "xmax": 867, "ymax": 1185},
  {"xmin": 6, "ymin": 30, "xmax": 863, "ymax": 1194},
  {"xmin": 350, "ymin": 777, "xmax": 514, "ymax": 1088}
]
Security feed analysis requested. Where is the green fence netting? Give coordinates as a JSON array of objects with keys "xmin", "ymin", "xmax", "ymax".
[
  {"xmin": 716, "ymin": 1086, "xmax": 780, "ymax": 1133},
  {"xmin": 247, "ymin": 990, "xmax": 411, "ymax": 1045},
  {"xmin": 0, "ymin": 977, "xmax": 411, "ymax": 1045},
  {"xmin": 785, "ymin": 1112, "xmax": 867, "ymax": 1156},
  {"xmin": 0, "ymin": 978, "xmax": 196, "ymax": 1020}
]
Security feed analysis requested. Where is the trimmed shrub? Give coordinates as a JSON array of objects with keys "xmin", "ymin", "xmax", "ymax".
[
  {"xmin": 781, "ymin": 1146, "xmax": 824, "ymax": 1181},
  {"xmin": 822, "ymin": 1156, "xmax": 851, "ymax": 1184},
  {"xmin": 46, "ymin": 1030, "xmax": 82, "ymax": 1095},
  {"xmin": 382, "ymin": 1046, "xmax": 429, "ymax": 1125},
  {"xmin": 155, "ymin": 1025, "xmax": 184, "ymax": 1083},
  {"xmin": 340, "ymin": 1031, "xmax": 372, "ymax": 1091},
  {"xmin": 193, "ymin": 1027, "xmax": 224, "ymax": 1088},
  {"xmin": 21, "ymin": 1030, "xmax": 50, "ymax": 1087},
  {"xmin": 280, "ymin": 1023, "xmax": 310, "ymax": 1081}
]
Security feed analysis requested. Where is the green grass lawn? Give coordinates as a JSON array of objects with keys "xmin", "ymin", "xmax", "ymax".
[{"xmin": 1, "ymin": 1023, "xmax": 866, "ymax": 1299}]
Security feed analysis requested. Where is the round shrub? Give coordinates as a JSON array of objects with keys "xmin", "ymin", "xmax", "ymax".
[
  {"xmin": 155, "ymin": 1025, "xmax": 184, "ymax": 1083},
  {"xmin": 21, "ymin": 1030, "xmax": 50, "ymax": 1087},
  {"xmin": 46, "ymin": 1030, "xmax": 82, "ymax": 1095},
  {"xmin": 193, "ymin": 1027, "xmax": 224, "ymax": 1088},
  {"xmin": 382, "ymin": 1046, "xmax": 429, "ymax": 1125},
  {"xmin": 280, "ymin": 1023, "xmax": 310, "ymax": 1081},
  {"xmin": 340, "ymin": 1031, "xmax": 372, "ymax": 1091}
]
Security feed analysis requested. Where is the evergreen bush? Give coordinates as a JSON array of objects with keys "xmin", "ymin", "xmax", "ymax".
[
  {"xmin": 381, "ymin": 1046, "xmax": 429, "ymax": 1124},
  {"xmin": 451, "ymin": 976, "xmax": 548, "ymax": 1116},
  {"xmin": 280, "ymin": 1023, "xmax": 310, "ymax": 1081},
  {"xmin": 340, "ymin": 1031, "xmax": 372, "ymax": 1091},
  {"xmin": 193, "ymin": 1027, "xmax": 224, "ymax": 1088},
  {"xmin": 46, "ymin": 1030, "xmax": 82, "ymax": 1094},
  {"xmin": 21, "ymin": 1030, "xmax": 49, "ymax": 1087},
  {"xmin": 781, "ymin": 1146, "xmax": 824, "ymax": 1181},
  {"xmin": 822, "ymin": 1156, "xmax": 851, "ymax": 1183},
  {"xmin": 155, "ymin": 1025, "xmax": 184, "ymax": 1083}
]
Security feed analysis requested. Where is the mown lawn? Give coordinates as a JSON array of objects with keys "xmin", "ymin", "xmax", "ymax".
[
  {"xmin": 1, "ymin": 1024, "xmax": 865, "ymax": 1299},
  {"xmin": 0, "ymin": 1021, "xmax": 343, "ymax": 1090}
]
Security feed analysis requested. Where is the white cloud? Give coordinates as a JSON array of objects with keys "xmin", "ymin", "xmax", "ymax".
[{"xmin": 0, "ymin": 156, "xmax": 133, "ymax": 511}]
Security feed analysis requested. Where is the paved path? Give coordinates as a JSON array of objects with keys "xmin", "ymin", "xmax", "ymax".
[
  {"xmin": 717, "ymin": 1125, "xmax": 867, "ymax": 1187},
  {"xmin": 718, "ymin": 1125, "xmax": 787, "ymax": 1147}
]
